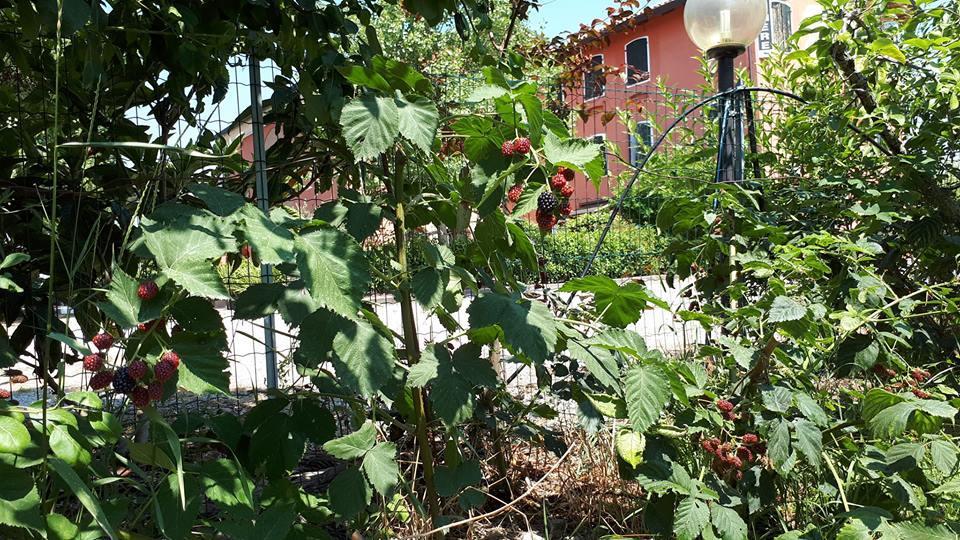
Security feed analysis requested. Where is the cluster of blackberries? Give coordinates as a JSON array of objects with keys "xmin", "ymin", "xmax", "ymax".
[
  {"xmin": 701, "ymin": 433, "xmax": 766, "ymax": 482},
  {"xmin": 85, "ymin": 328, "xmax": 180, "ymax": 409},
  {"xmin": 501, "ymin": 137, "xmax": 531, "ymax": 157},
  {"xmin": 535, "ymin": 167, "xmax": 575, "ymax": 232},
  {"xmin": 716, "ymin": 398, "xmax": 738, "ymax": 421},
  {"xmin": 875, "ymin": 365, "xmax": 935, "ymax": 399}
]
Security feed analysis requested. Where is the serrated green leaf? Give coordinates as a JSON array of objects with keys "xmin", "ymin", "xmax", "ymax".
[
  {"xmin": 237, "ymin": 205, "xmax": 295, "ymax": 265},
  {"xmin": 97, "ymin": 267, "xmax": 164, "ymax": 328},
  {"xmin": 0, "ymin": 464, "xmax": 43, "ymax": 532},
  {"xmin": 543, "ymin": 132, "xmax": 601, "ymax": 180},
  {"xmin": 327, "ymin": 467, "xmax": 371, "ymax": 518},
  {"xmin": 330, "ymin": 318, "xmax": 396, "ymax": 398},
  {"xmin": 45, "ymin": 513, "xmax": 79, "ymax": 540},
  {"xmin": 623, "ymin": 363, "xmax": 671, "ymax": 432},
  {"xmin": 323, "ymin": 421, "xmax": 376, "ymax": 460},
  {"xmin": 869, "ymin": 402, "xmax": 917, "ymax": 438},
  {"xmin": 674, "ymin": 497, "xmax": 710, "ymax": 540},
  {"xmin": 769, "ymin": 296, "xmax": 807, "ymax": 322},
  {"xmin": 769, "ymin": 419, "xmax": 791, "ymax": 468},
  {"xmin": 467, "ymin": 293, "xmax": 558, "ymax": 363},
  {"xmin": 49, "ymin": 425, "xmax": 91, "ymax": 467},
  {"xmin": 170, "ymin": 332, "xmax": 230, "ymax": 395},
  {"xmin": 792, "ymin": 419, "xmax": 822, "ymax": 470},
  {"xmin": 795, "ymin": 393, "xmax": 830, "ymax": 426},
  {"xmin": 0, "ymin": 416, "xmax": 30, "ymax": 454},
  {"xmin": 48, "ymin": 458, "xmax": 118, "ymax": 539},
  {"xmin": 560, "ymin": 276, "xmax": 668, "ymax": 327},
  {"xmin": 340, "ymin": 95, "xmax": 400, "ymax": 161},
  {"xmin": 164, "ymin": 260, "xmax": 230, "ymax": 299},
  {"xmin": 930, "ymin": 439, "xmax": 959, "ymax": 476},
  {"xmin": 396, "ymin": 95, "xmax": 438, "ymax": 153},
  {"xmin": 761, "ymin": 385, "xmax": 794, "ymax": 413},
  {"xmin": 566, "ymin": 331, "xmax": 620, "ymax": 390},
  {"xmin": 295, "ymin": 226, "xmax": 371, "ymax": 319},
  {"xmin": 362, "ymin": 442, "xmax": 399, "ymax": 496},
  {"xmin": 411, "ymin": 268, "xmax": 444, "ymax": 310},
  {"xmin": 187, "ymin": 183, "xmax": 245, "ymax": 216},
  {"xmin": 710, "ymin": 504, "xmax": 748, "ymax": 540}
]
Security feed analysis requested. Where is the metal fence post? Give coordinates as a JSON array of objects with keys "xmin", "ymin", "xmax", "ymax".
[{"xmin": 248, "ymin": 54, "xmax": 279, "ymax": 390}]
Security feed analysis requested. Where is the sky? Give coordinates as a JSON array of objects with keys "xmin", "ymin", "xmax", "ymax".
[{"xmin": 527, "ymin": 0, "xmax": 621, "ymax": 38}]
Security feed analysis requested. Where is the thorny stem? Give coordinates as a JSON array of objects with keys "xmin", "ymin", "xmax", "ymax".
[{"xmin": 393, "ymin": 156, "xmax": 442, "ymax": 533}]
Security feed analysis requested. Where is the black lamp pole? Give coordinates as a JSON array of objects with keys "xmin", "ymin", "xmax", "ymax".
[{"xmin": 710, "ymin": 46, "xmax": 744, "ymax": 184}]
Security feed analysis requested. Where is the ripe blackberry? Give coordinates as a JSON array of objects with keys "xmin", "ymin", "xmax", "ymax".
[
  {"xmin": 716, "ymin": 399, "xmax": 734, "ymax": 413},
  {"xmin": 89, "ymin": 370, "xmax": 114, "ymax": 391},
  {"xmin": 147, "ymin": 381, "xmax": 164, "ymax": 401},
  {"xmin": 500, "ymin": 140, "xmax": 515, "ymax": 157},
  {"xmin": 507, "ymin": 184, "xmax": 523, "ymax": 203},
  {"xmin": 513, "ymin": 137, "xmax": 531, "ymax": 155},
  {"xmin": 550, "ymin": 173, "xmax": 566, "ymax": 190},
  {"xmin": 92, "ymin": 332, "xmax": 114, "ymax": 350},
  {"xmin": 137, "ymin": 280, "xmax": 159, "ymax": 301},
  {"xmin": 83, "ymin": 353, "xmax": 105, "ymax": 372},
  {"xmin": 537, "ymin": 191, "xmax": 558, "ymax": 214},
  {"xmin": 559, "ymin": 166, "xmax": 575, "ymax": 182},
  {"xmin": 560, "ymin": 183, "xmax": 575, "ymax": 198},
  {"xmin": 127, "ymin": 360, "xmax": 147, "ymax": 381},
  {"xmin": 130, "ymin": 386, "xmax": 150, "ymax": 409},
  {"xmin": 155, "ymin": 360, "xmax": 177, "ymax": 382},
  {"xmin": 112, "ymin": 367, "xmax": 136, "ymax": 394},
  {"xmin": 161, "ymin": 351, "xmax": 180, "ymax": 369}
]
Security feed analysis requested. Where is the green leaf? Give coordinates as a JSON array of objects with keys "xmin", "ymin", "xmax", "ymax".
[
  {"xmin": 154, "ymin": 474, "xmax": 201, "ymax": 540},
  {"xmin": 792, "ymin": 419, "xmax": 822, "ymax": 470},
  {"xmin": 146, "ymin": 409, "xmax": 186, "ymax": 510},
  {"xmin": 141, "ymin": 209, "xmax": 236, "ymax": 265},
  {"xmin": 187, "ymin": 183, "xmax": 245, "ymax": 216},
  {"xmin": 430, "ymin": 369, "xmax": 475, "ymax": 426},
  {"xmin": 0, "ymin": 464, "xmax": 43, "ymax": 532},
  {"xmin": 49, "ymin": 425, "xmax": 92, "ymax": 467},
  {"xmin": 768, "ymin": 296, "xmax": 807, "ymax": 322},
  {"xmin": 467, "ymin": 84, "xmax": 508, "ymax": 102},
  {"xmin": 407, "ymin": 352, "xmax": 439, "ymax": 388},
  {"xmin": 411, "ymin": 268, "xmax": 445, "ymax": 310},
  {"xmin": 869, "ymin": 402, "xmax": 917, "ymax": 438},
  {"xmin": 170, "ymin": 332, "xmax": 230, "ymax": 395},
  {"xmin": 761, "ymin": 385, "xmax": 794, "ymax": 413},
  {"xmin": 129, "ymin": 442, "xmax": 176, "ymax": 471},
  {"xmin": 588, "ymin": 327, "xmax": 650, "ymax": 357},
  {"xmin": 543, "ymin": 132, "xmax": 601, "ymax": 180},
  {"xmin": 434, "ymin": 460, "xmax": 482, "ymax": 497},
  {"xmin": 517, "ymin": 93, "xmax": 544, "ymax": 146},
  {"xmin": 0, "ymin": 416, "xmax": 30, "ymax": 454},
  {"xmin": 768, "ymin": 419, "xmax": 792, "ymax": 468},
  {"xmin": 868, "ymin": 37, "xmax": 907, "ymax": 62},
  {"xmin": 331, "ymin": 318, "xmax": 396, "ymax": 398},
  {"xmin": 0, "ymin": 253, "xmax": 28, "ymax": 270},
  {"xmin": 237, "ymin": 205, "xmax": 295, "ymax": 265},
  {"xmin": 566, "ymin": 331, "xmax": 620, "ymax": 390},
  {"xmin": 327, "ymin": 467, "xmax": 371, "ymax": 518},
  {"xmin": 711, "ymin": 504, "xmax": 748, "ymax": 540},
  {"xmin": 930, "ymin": 439, "xmax": 958, "ymax": 476},
  {"xmin": 929, "ymin": 479, "xmax": 960, "ymax": 495},
  {"xmin": 253, "ymin": 503, "xmax": 297, "ymax": 540},
  {"xmin": 451, "ymin": 343, "xmax": 499, "ymax": 389},
  {"xmin": 674, "ymin": 497, "xmax": 710, "ymax": 540},
  {"xmin": 45, "ymin": 513, "xmax": 79, "ymax": 540},
  {"xmin": 396, "ymin": 95, "xmax": 438, "ymax": 153},
  {"xmin": 506, "ymin": 222, "xmax": 538, "ymax": 273},
  {"xmin": 48, "ymin": 332, "xmax": 91, "ymax": 356},
  {"xmin": 615, "ymin": 431, "xmax": 645, "ymax": 467},
  {"xmin": 623, "ymin": 363, "xmax": 671, "ymax": 432},
  {"xmin": 336, "ymin": 64, "xmax": 392, "ymax": 92},
  {"xmin": 560, "ymin": 276, "xmax": 667, "ymax": 327},
  {"xmin": 294, "ymin": 226, "xmax": 371, "ymax": 319},
  {"xmin": 795, "ymin": 393, "xmax": 829, "ymax": 426},
  {"xmin": 169, "ymin": 296, "xmax": 225, "ymax": 334},
  {"xmin": 47, "ymin": 458, "xmax": 118, "ymax": 539},
  {"xmin": 163, "ymin": 260, "xmax": 230, "ymax": 299},
  {"xmin": 882, "ymin": 522, "xmax": 956, "ymax": 540},
  {"xmin": 467, "ymin": 293, "xmax": 558, "ymax": 363},
  {"xmin": 323, "ymin": 421, "xmax": 376, "ymax": 460},
  {"xmin": 862, "ymin": 388, "xmax": 903, "ymax": 421},
  {"xmin": 97, "ymin": 267, "xmax": 164, "ymax": 328},
  {"xmin": 201, "ymin": 458, "xmax": 255, "ymax": 513},
  {"xmin": 340, "ymin": 95, "xmax": 400, "ymax": 161},
  {"xmin": 362, "ymin": 442, "xmax": 399, "ymax": 496}
]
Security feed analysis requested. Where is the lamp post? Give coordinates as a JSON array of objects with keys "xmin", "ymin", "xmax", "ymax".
[{"xmin": 684, "ymin": 0, "xmax": 767, "ymax": 183}]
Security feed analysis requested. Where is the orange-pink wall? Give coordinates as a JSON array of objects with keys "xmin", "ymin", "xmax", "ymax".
[{"xmin": 566, "ymin": 6, "xmax": 759, "ymax": 209}]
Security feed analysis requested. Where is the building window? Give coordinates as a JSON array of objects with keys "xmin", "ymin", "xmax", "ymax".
[
  {"xmin": 584, "ymin": 55, "xmax": 605, "ymax": 100},
  {"xmin": 628, "ymin": 122, "xmax": 654, "ymax": 166},
  {"xmin": 591, "ymin": 134, "xmax": 608, "ymax": 174},
  {"xmin": 625, "ymin": 37, "xmax": 650, "ymax": 86},
  {"xmin": 771, "ymin": 1, "xmax": 792, "ymax": 47}
]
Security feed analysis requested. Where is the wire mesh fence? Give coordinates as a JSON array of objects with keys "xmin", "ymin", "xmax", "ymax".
[{"xmin": 0, "ymin": 46, "xmax": 759, "ymax": 421}]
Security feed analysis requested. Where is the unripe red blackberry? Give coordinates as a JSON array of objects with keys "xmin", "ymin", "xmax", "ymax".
[
  {"xmin": 736, "ymin": 446, "xmax": 753, "ymax": 463},
  {"xmin": 83, "ymin": 353, "xmax": 105, "ymax": 372},
  {"xmin": 912, "ymin": 388, "xmax": 931, "ymax": 399},
  {"xmin": 112, "ymin": 367, "xmax": 136, "ymax": 394},
  {"xmin": 716, "ymin": 399, "xmax": 734, "ymax": 413},
  {"xmin": 537, "ymin": 191, "xmax": 558, "ymax": 214},
  {"xmin": 9, "ymin": 374, "xmax": 27, "ymax": 384},
  {"xmin": 92, "ymin": 332, "xmax": 114, "ymax": 350},
  {"xmin": 513, "ymin": 137, "xmax": 531, "ymax": 154},
  {"xmin": 155, "ymin": 360, "xmax": 177, "ymax": 382},
  {"xmin": 742, "ymin": 433, "xmax": 759, "ymax": 445},
  {"xmin": 89, "ymin": 370, "xmax": 114, "ymax": 390},
  {"xmin": 700, "ymin": 437, "xmax": 720, "ymax": 454},
  {"xmin": 559, "ymin": 201, "xmax": 572, "ymax": 216},
  {"xmin": 147, "ymin": 381, "xmax": 164, "ymax": 401},
  {"xmin": 560, "ymin": 183, "xmax": 575, "ymax": 198},
  {"xmin": 161, "ymin": 351, "xmax": 180, "ymax": 369},
  {"xmin": 500, "ymin": 140, "xmax": 515, "ymax": 156},
  {"xmin": 550, "ymin": 173, "xmax": 566, "ymax": 190},
  {"xmin": 507, "ymin": 184, "xmax": 524, "ymax": 203},
  {"xmin": 536, "ymin": 210, "xmax": 557, "ymax": 232},
  {"xmin": 560, "ymin": 166, "xmax": 575, "ymax": 182},
  {"xmin": 240, "ymin": 244, "xmax": 253, "ymax": 259},
  {"xmin": 127, "ymin": 359, "xmax": 147, "ymax": 381},
  {"xmin": 0, "ymin": 389, "xmax": 10, "ymax": 400},
  {"xmin": 137, "ymin": 280, "xmax": 159, "ymax": 301},
  {"xmin": 130, "ymin": 386, "xmax": 150, "ymax": 409}
]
